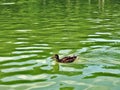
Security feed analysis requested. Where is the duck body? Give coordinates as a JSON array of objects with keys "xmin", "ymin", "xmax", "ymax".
[{"xmin": 54, "ymin": 54, "xmax": 77, "ymax": 63}]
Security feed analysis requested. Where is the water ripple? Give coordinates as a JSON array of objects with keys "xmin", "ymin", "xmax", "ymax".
[
  {"xmin": 12, "ymin": 50, "xmax": 43, "ymax": 54},
  {"xmin": 1, "ymin": 2, "xmax": 15, "ymax": 5},
  {"xmin": 0, "ymin": 54, "xmax": 37, "ymax": 62},
  {"xmin": 16, "ymin": 46, "xmax": 51, "ymax": 50},
  {"xmin": 1, "ymin": 74, "xmax": 48, "ymax": 82}
]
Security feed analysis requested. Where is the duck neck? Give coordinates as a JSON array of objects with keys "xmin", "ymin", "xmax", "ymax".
[{"xmin": 55, "ymin": 55, "xmax": 61, "ymax": 62}]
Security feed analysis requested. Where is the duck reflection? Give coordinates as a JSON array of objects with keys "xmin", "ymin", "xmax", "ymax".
[{"xmin": 52, "ymin": 62, "xmax": 60, "ymax": 72}]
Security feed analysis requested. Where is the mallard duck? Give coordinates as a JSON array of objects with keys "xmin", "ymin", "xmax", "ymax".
[{"xmin": 53, "ymin": 54, "xmax": 77, "ymax": 63}]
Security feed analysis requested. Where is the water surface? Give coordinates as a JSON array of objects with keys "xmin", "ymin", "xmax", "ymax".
[{"xmin": 0, "ymin": 0, "xmax": 120, "ymax": 90}]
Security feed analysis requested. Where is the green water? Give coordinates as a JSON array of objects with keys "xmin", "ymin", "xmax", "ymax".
[{"xmin": 0, "ymin": 0, "xmax": 120, "ymax": 90}]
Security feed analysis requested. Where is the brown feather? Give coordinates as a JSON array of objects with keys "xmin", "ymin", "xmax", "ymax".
[{"xmin": 54, "ymin": 54, "xmax": 77, "ymax": 63}]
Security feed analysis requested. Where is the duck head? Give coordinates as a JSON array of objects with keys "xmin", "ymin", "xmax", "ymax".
[{"xmin": 52, "ymin": 54, "xmax": 60, "ymax": 61}]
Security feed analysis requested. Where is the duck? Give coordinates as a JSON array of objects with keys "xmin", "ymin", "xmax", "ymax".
[{"xmin": 53, "ymin": 54, "xmax": 77, "ymax": 63}]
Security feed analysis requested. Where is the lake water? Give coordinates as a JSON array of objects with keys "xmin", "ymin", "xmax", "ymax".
[{"xmin": 0, "ymin": 0, "xmax": 120, "ymax": 90}]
